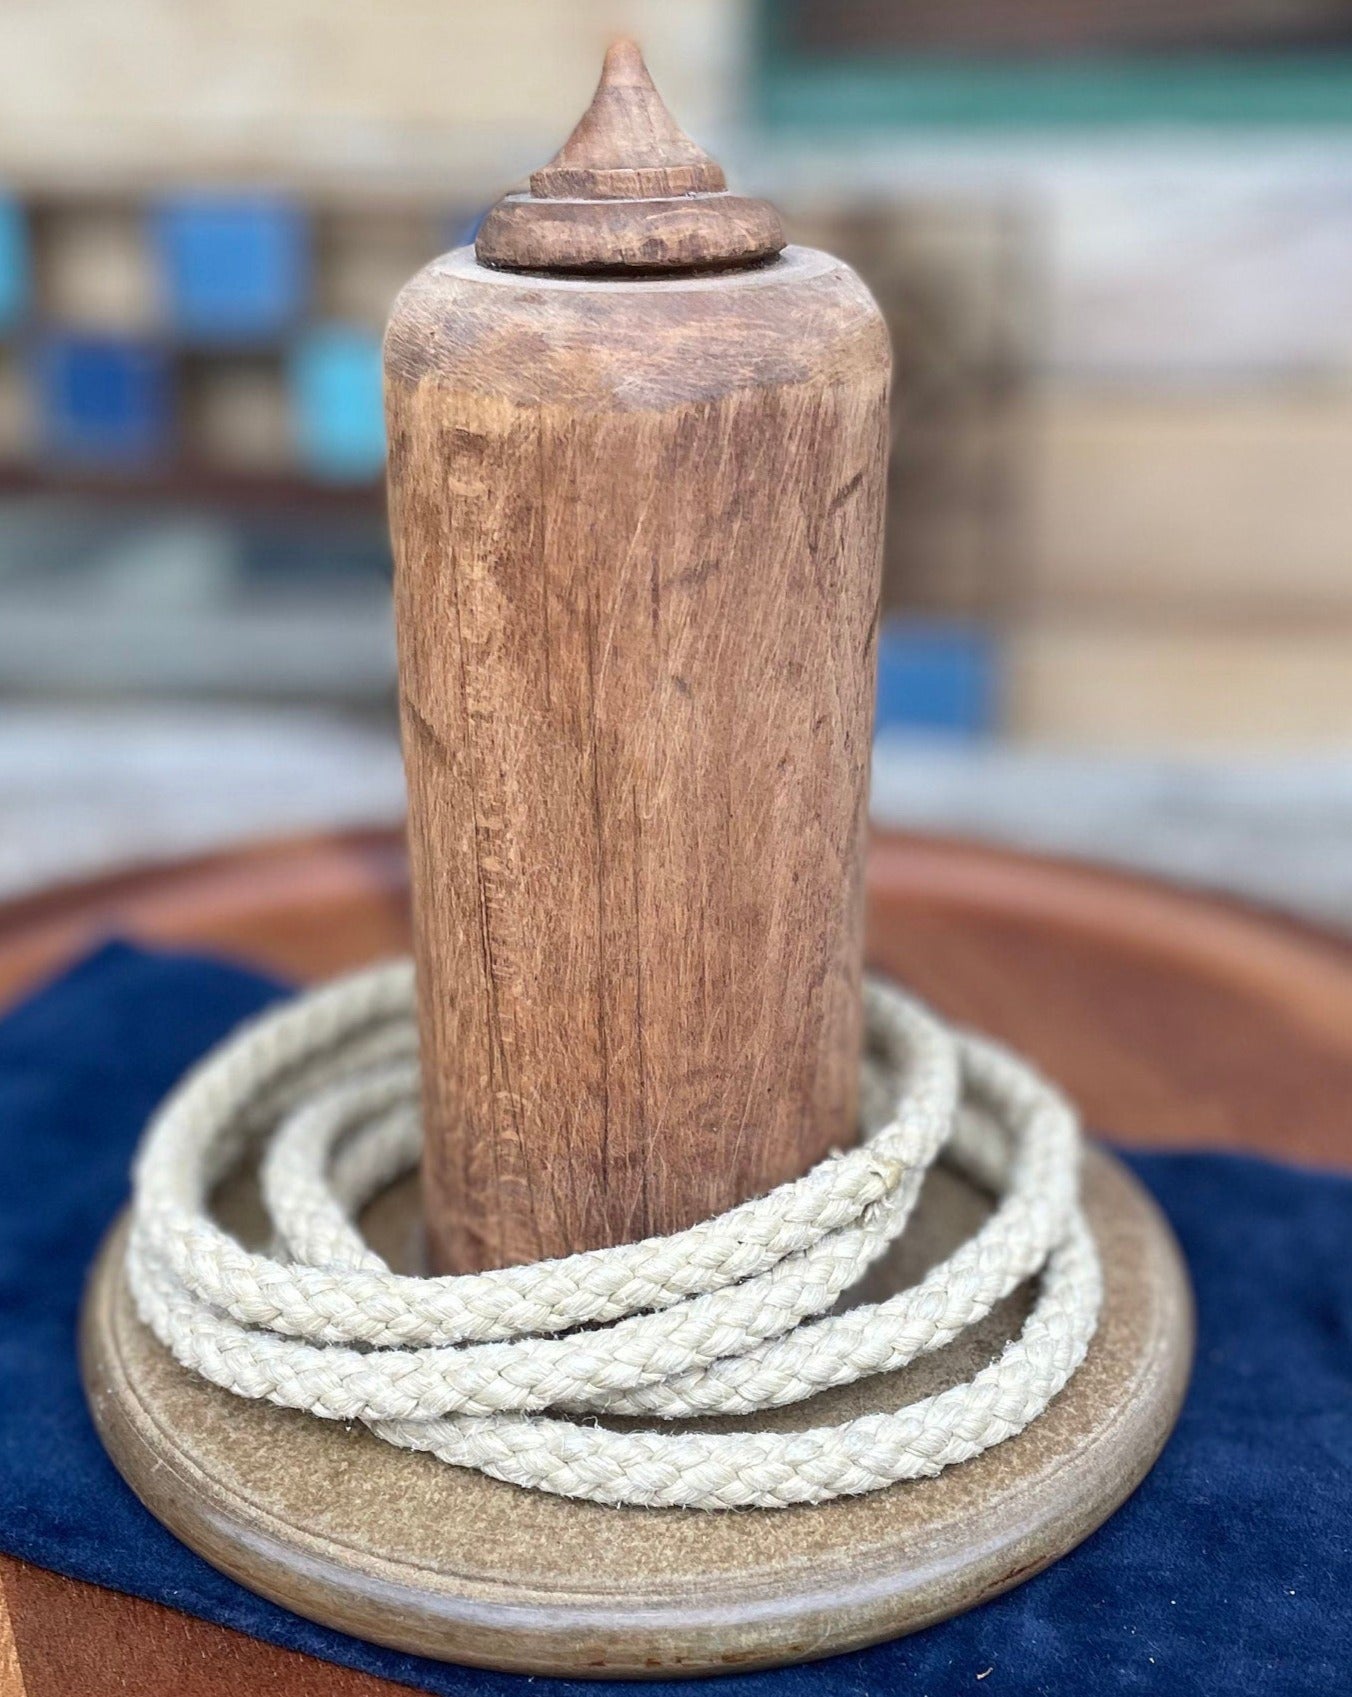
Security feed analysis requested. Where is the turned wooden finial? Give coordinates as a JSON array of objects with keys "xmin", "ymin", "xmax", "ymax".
[
  {"xmin": 475, "ymin": 37, "xmax": 784, "ymax": 274},
  {"xmin": 529, "ymin": 36, "xmax": 726, "ymax": 199}
]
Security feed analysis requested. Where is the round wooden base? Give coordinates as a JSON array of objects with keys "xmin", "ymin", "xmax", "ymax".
[{"xmin": 82, "ymin": 1144, "xmax": 1191, "ymax": 1680}]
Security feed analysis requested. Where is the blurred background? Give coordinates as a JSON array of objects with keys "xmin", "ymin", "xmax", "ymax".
[{"xmin": 5, "ymin": 0, "xmax": 1352, "ymax": 922}]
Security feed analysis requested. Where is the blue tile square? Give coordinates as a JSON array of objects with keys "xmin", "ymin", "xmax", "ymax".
[
  {"xmin": 874, "ymin": 617, "xmax": 999, "ymax": 738},
  {"xmin": 153, "ymin": 194, "xmax": 309, "ymax": 343},
  {"xmin": 0, "ymin": 196, "xmax": 30, "ymax": 329},
  {"xmin": 35, "ymin": 333, "xmax": 173, "ymax": 467},
  {"xmin": 289, "ymin": 323, "xmax": 385, "ymax": 482}
]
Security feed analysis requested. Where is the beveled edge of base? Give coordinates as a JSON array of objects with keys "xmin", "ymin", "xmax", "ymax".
[{"xmin": 80, "ymin": 1148, "xmax": 1193, "ymax": 1680}]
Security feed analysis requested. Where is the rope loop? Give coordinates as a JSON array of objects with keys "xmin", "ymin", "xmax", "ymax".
[{"xmin": 127, "ymin": 964, "xmax": 1100, "ymax": 1510}]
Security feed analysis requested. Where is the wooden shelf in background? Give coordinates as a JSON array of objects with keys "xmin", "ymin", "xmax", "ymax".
[{"xmin": 0, "ymin": 461, "xmax": 384, "ymax": 514}]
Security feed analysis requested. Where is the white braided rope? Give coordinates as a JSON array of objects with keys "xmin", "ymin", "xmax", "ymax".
[{"xmin": 125, "ymin": 962, "xmax": 1100, "ymax": 1510}]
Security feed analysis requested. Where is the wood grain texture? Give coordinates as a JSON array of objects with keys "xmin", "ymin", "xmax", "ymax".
[
  {"xmin": 4, "ymin": 825, "xmax": 1352, "ymax": 1692},
  {"xmin": 386, "ymin": 247, "xmax": 890, "ymax": 1272},
  {"xmin": 476, "ymin": 194, "xmax": 786, "ymax": 278},
  {"xmin": 475, "ymin": 41, "xmax": 784, "ymax": 275},
  {"xmin": 528, "ymin": 38, "xmax": 727, "ymax": 200}
]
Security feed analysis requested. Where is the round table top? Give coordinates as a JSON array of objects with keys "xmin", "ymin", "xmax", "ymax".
[{"xmin": 4, "ymin": 824, "xmax": 1350, "ymax": 1169}]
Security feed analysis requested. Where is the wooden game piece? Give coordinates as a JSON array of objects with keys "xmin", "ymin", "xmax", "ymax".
[
  {"xmin": 389, "ymin": 39, "xmax": 887, "ymax": 1272},
  {"xmin": 78, "ymin": 40, "xmax": 1192, "ymax": 1677}
]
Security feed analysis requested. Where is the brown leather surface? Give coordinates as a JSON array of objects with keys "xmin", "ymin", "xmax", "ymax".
[{"xmin": 0, "ymin": 1559, "xmax": 412, "ymax": 1697}]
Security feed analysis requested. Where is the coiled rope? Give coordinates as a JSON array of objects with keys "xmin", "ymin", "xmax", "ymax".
[{"xmin": 126, "ymin": 962, "xmax": 1100, "ymax": 1510}]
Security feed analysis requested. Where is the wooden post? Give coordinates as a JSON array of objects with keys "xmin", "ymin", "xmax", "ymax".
[{"xmin": 385, "ymin": 40, "xmax": 891, "ymax": 1273}]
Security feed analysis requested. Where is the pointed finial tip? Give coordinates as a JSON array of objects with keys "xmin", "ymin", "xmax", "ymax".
[
  {"xmin": 600, "ymin": 36, "xmax": 649, "ymax": 84},
  {"xmin": 527, "ymin": 35, "xmax": 723, "ymax": 197},
  {"xmin": 473, "ymin": 36, "xmax": 785, "ymax": 274}
]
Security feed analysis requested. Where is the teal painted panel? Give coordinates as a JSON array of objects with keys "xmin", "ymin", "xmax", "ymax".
[
  {"xmin": 0, "ymin": 198, "xmax": 30, "ymax": 329},
  {"xmin": 754, "ymin": 1, "xmax": 1352, "ymax": 131},
  {"xmin": 289, "ymin": 324, "xmax": 385, "ymax": 482},
  {"xmin": 761, "ymin": 56, "xmax": 1352, "ymax": 129}
]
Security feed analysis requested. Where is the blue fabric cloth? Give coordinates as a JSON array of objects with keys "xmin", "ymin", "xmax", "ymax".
[{"xmin": 0, "ymin": 942, "xmax": 1348, "ymax": 1695}]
